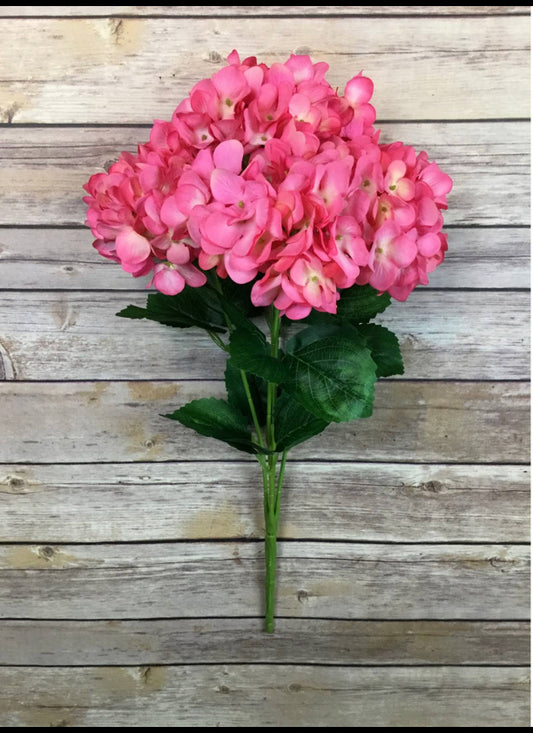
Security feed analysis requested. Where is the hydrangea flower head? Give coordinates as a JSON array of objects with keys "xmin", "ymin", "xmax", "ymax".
[{"xmin": 84, "ymin": 51, "xmax": 452, "ymax": 317}]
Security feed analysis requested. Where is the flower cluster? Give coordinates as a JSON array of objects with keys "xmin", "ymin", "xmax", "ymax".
[{"xmin": 84, "ymin": 51, "xmax": 452, "ymax": 318}]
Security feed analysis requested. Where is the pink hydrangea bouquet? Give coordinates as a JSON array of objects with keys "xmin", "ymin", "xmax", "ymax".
[{"xmin": 84, "ymin": 51, "xmax": 452, "ymax": 632}]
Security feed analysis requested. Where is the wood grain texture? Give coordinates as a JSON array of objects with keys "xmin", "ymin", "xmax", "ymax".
[
  {"xmin": 3, "ymin": 121, "xmax": 531, "ymax": 228},
  {"xmin": 0, "ymin": 619, "xmax": 528, "ymax": 666},
  {"xmin": 0, "ymin": 665, "xmax": 528, "ymax": 728},
  {"xmin": 0, "ymin": 541, "xmax": 528, "ymax": 620},
  {"xmin": 0, "ymin": 5, "xmax": 529, "ymax": 726},
  {"xmin": 0, "ymin": 381, "xmax": 529, "ymax": 464},
  {"xmin": 0, "ymin": 16, "xmax": 528, "ymax": 124},
  {"xmin": 1, "ymin": 462, "xmax": 528, "ymax": 543},
  {"xmin": 0, "ymin": 122, "xmax": 528, "ymax": 227},
  {"xmin": 0, "ymin": 226, "xmax": 529, "ymax": 290},
  {"xmin": 0, "ymin": 290, "xmax": 527, "ymax": 381},
  {"xmin": 1, "ymin": 7, "xmax": 528, "ymax": 17}
]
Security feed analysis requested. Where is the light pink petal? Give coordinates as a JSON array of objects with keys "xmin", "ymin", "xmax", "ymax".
[
  {"xmin": 390, "ymin": 234, "xmax": 419, "ymax": 268},
  {"xmin": 210, "ymin": 169, "xmax": 244, "ymax": 205},
  {"xmin": 115, "ymin": 228, "xmax": 151, "ymax": 265},
  {"xmin": 191, "ymin": 147, "xmax": 215, "ymax": 178},
  {"xmin": 302, "ymin": 279, "xmax": 323, "ymax": 308},
  {"xmin": 418, "ymin": 197, "xmax": 440, "ymax": 227},
  {"xmin": 244, "ymin": 64, "xmax": 264, "ymax": 93},
  {"xmin": 251, "ymin": 271, "xmax": 282, "ymax": 307},
  {"xmin": 420, "ymin": 162, "xmax": 453, "ymax": 197},
  {"xmin": 289, "ymin": 258, "xmax": 309, "ymax": 286},
  {"xmin": 178, "ymin": 262, "xmax": 207, "ymax": 288},
  {"xmin": 212, "ymin": 65, "xmax": 248, "ymax": 101},
  {"xmin": 201, "ymin": 211, "xmax": 240, "ymax": 250},
  {"xmin": 289, "ymin": 93, "xmax": 311, "ymax": 118},
  {"xmin": 282, "ymin": 302, "xmax": 312, "ymax": 321},
  {"xmin": 224, "ymin": 252, "xmax": 259, "ymax": 284},
  {"xmin": 368, "ymin": 257, "xmax": 398, "ymax": 291},
  {"xmin": 93, "ymin": 239, "xmax": 119, "ymax": 262},
  {"xmin": 213, "ymin": 139, "xmax": 244, "ymax": 173},
  {"xmin": 344, "ymin": 74, "xmax": 373, "ymax": 106},
  {"xmin": 150, "ymin": 233, "xmax": 172, "ymax": 252},
  {"xmin": 391, "ymin": 201, "xmax": 416, "ymax": 230},
  {"xmin": 153, "ymin": 265, "xmax": 186, "ymax": 296},
  {"xmin": 160, "ymin": 196, "xmax": 188, "ymax": 228},
  {"xmin": 175, "ymin": 183, "xmax": 208, "ymax": 215},
  {"xmin": 375, "ymin": 219, "xmax": 402, "ymax": 246},
  {"xmin": 396, "ymin": 177, "xmax": 415, "ymax": 201},
  {"xmin": 417, "ymin": 233, "xmax": 442, "ymax": 257},
  {"xmin": 122, "ymin": 259, "xmax": 154, "ymax": 277},
  {"xmin": 167, "ymin": 242, "xmax": 191, "ymax": 265},
  {"xmin": 386, "ymin": 160, "xmax": 407, "ymax": 185}
]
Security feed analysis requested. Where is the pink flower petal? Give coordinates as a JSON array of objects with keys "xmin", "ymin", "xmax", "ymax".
[
  {"xmin": 167, "ymin": 242, "xmax": 191, "ymax": 265},
  {"xmin": 178, "ymin": 262, "xmax": 207, "ymax": 288},
  {"xmin": 152, "ymin": 265, "xmax": 186, "ymax": 295},
  {"xmin": 213, "ymin": 139, "xmax": 244, "ymax": 173},
  {"xmin": 344, "ymin": 74, "xmax": 373, "ymax": 106},
  {"xmin": 210, "ymin": 169, "xmax": 245, "ymax": 205},
  {"xmin": 417, "ymin": 233, "xmax": 442, "ymax": 257},
  {"xmin": 390, "ymin": 234, "xmax": 418, "ymax": 268},
  {"xmin": 160, "ymin": 195, "xmax": 188, "ymax": 228},
  {"xmin": 115, "ymin": 228, "xmax": 151, "ymax": 265}
]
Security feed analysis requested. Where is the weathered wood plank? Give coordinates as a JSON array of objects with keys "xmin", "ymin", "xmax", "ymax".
[
  {"xmin": 0, "ymin": 618, "xmax": 528, "ymax": 666},
  {"xmin": 0, "ymin": 381, "xmax": 528, "ymax": 464},
  {"xmin": 0, "ymin": 542, "xmax": 528, "ymax": 619},
  {"xmin": 0, "ymin": 665, "xmax": 528, "ymax": 728},
  {"xmin": 0, "ymin": 290, "xmax": 527, "ymax": 381},
  {"xmin": 0, "ymin": 17, "xmax": 528, "ymax": 124},
  {"xmin": 0, "ymin": 458, "xmax": 508, "ymax": 549},
  {"xmin": 0, "ymin": 123, "xmax": 527, "ymax": 226},
  {"xmin": 0, "ymin": 227, "xmax": 529, "ymax": 290},
  {"xmin": 1, "ymin": 7, "xmax": 528, "ymax": 17},
  {"xmin": 1, "ymin": 463, "xmax": 528, "ymax": 544}
]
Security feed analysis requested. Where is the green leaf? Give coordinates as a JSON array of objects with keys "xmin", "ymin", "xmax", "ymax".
[
  {"xmin": 336, "ymin": 284, "xmax": 392, "ymax": 324},
  {"xmin": 116, "ymin": 288, "xmax": 227, "ymax": 333},
  {"xmin": 224, "ymin": 359, "xmax": 267, "ymax": 427},
  {"xmin": 228, "ymin": 328, "xmax": 290, "ymax": 385},
  {"xmin": 285, "ymin": 323, "xmax": 346, "ymax": 353},
  {"xmin": 282, "ymin": 333, "xmax": 377, "ymax": 423},
  {"xmin": 275, "ymin": 390, "xmax": 329, "ymax": 451},
  {"xmin": 358, "ymin": 323, "xmax": 404, "ymax": 378},
  {"xmin": 163, "ymin": 397, "xmax": 267, "ymax": 455},
  {"xmin": 299, "ymin": 284, "xmax": 391, "ymax": 328}
]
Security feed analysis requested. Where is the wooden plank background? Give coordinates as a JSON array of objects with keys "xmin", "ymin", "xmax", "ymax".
[{"xmin": 0, "ymin": 5, "xmax": 530, "ymax": 727}]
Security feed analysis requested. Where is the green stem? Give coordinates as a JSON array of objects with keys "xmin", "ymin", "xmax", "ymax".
[
  {"xmin": 264, "ymin": 511, "xmax": 278, "ymax": 633},
  {"xmin": 275, "ymin": 450, "xmax": 288, "ymax": 516},
  {"xmin": 206, "ymin": 330, "xmax": 228, "ymax": 352},
  {"xmin": 264, "ymin": 306, "xmax": 283, "ymax": 633},
  {"xmin": 207, "ymin": 271, "xmax": 266, "ymax": 450},
  {"xmin": 266, "ymin": 306, "xmax": 281, "ymax": 452},
  {"xmin": 241, "ymin": 369, "xmax": 267, "ymax": 453}
]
